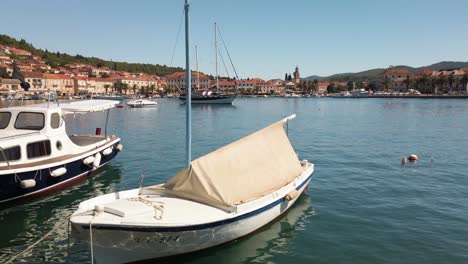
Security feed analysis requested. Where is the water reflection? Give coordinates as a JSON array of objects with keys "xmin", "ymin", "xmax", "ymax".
[{"xmin": 0, "ymin": 165, "xmax": 122, "ymax": 263}]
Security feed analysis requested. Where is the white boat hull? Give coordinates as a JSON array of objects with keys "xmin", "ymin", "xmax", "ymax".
[{"xmin": 71, "ymin": 165, "xmax": 313, "ymax": 263}]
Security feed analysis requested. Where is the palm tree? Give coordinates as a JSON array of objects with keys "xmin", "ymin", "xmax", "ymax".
[
  {"xmin": 104, "ymin": 84, "xmax": 111, "ymax": 94},
  {"xmin": 447, "ymin": 74, "xmax": 455, "ymax": 93},
  {"xmin": 132, "ymin": 84, "xmax": 137, "ymax": 95},
  {"xmin": 438, "ymin": 75, "xmax": 447, "ymax": 94},
  {"xmin": 430, "ymin": 78, "xmax": 438, "ymax": 94},
  {"xmin": 403, "ymin": 76, "xmax": 412, "ymax": 92},
  {"xmin": 382, "ymin": 77, "xmax": 392, "ymax": 92},
  {"xmin": 460, "ymin": 74, "xmax": 468, "ymax": 94},
  {"xmin": 418, "ymin": 75, "xmax": 429, "ymax": 94},
  {"xmin": 312, "ymin": 79, "xmax": 318, "ymax": 94}
]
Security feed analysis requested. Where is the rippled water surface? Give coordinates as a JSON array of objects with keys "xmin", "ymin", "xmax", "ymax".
[{"xmin": 1, "ymin": 98, "xmax": 468, "ymax": 263}]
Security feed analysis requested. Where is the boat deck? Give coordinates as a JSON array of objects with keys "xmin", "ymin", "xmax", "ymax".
[
  {"xmin": 72, "ymin": 189, "xmax": 231, "ymax": 227},
  {"xmin": 69, "ymin": 135, "xmax": 106, "ymax": 146}
]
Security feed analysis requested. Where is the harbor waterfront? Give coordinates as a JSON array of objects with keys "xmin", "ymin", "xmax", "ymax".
[{"xmin": 1, "ymin": 97, "xmax": 468, "ymax": 263}]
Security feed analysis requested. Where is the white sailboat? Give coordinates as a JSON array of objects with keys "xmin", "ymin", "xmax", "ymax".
[{"xmin": 69, "ymin": 1, "xmax": 314, "ymax": 263}]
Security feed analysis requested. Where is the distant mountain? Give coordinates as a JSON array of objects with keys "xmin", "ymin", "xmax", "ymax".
[
  {"xmin": 0, "ymin": 34, "xmax": 183, "ymax": 76},
  {"xmin": 303, "ymin": 61, "xmax": 468, "ymax": 82}
]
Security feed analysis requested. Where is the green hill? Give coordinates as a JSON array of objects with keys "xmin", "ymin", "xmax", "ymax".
[
  {"xmin": 304, "ymin": 62, "xmax": 468, "ymax": 82},
  {"xmin": 0, "ymin": 34, "xmax": 183, "ymax": 76}
]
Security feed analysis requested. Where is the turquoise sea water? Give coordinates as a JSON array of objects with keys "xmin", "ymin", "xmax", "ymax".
[{"xmin": 0, "ymin": 98, "xmax": 467, "ymax": 263}]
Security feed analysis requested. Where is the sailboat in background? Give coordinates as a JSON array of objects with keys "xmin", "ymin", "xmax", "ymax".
[
  {"xmin": 69, "ymin": 1, "xmax": 313, "ymax": 263},
  {"xmin": 179, "ymin": 23, "xmax": 237, "ymax": 104}
]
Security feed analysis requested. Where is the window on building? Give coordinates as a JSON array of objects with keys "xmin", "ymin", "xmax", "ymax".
[
  {"xmin": 0, "ymin": 112, "xmax": 11, "ymax": 129},
  {"xmin": 0, "ymin": 146, "xmax": 21, "ymax": 162},
  {"xmin": 50, "ymin": 113, "xmax": 61, "ymax": 129},
  {"xmin": 27, "ymin": 140, "xmax": 51, "ymax": 159},
  {"xmin": 15, "ymin": 112, "xmax": 45, "ymax": 130}
]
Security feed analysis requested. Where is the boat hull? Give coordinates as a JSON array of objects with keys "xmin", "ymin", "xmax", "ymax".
[
  {"xmin": 179, "ymin": 94, "xmax": 236, "ymax": 104},
  {"xmin": 0, "ymin": 140, "xmax": 121, "ymax": 205},
  {"xmin": 72, "ymin": 170, "xmax": 312, "ymax": 263}
]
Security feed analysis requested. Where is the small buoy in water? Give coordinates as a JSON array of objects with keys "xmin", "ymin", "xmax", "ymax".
[
  {"xmin": 408, "ymin": 154, "xmax": 418, "ymax": 162},
  {"xmin": 401, "ymin": 157, "xmax": 407, "ymax": 166}
]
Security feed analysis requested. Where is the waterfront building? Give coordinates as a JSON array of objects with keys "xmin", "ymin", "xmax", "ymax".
[
  {"xmin": 383, "ymin": 69, "xmax": 411, "ymax": 81},
  {"xmin": 74, "ymin": 76, "xmax": 97, "ymax": 94},
  {"xmin": 166, "ymin": 71, "xmax": 209, "ymax": 91},
  {"xmin": 44, "ymin": 73, "xmax": 74, "ymax": 94},
  {"xmin": 15, "ymin": 71, "xmax": 45, "ymax": 92},
  {"xmin": 236, "ymin": 79, "xmax": 256, "ymax": 92},
  {"xmin": 95, "ymin": 78, "xmax": 114, "ymax": 94},
  {"xmin": 216, "ymin": 79, "xmax": 236, "ymax": 91},
  {"xmin": 317, "ymin": 81, "xmax": 330, "ymax": 94},
  {"xmin": 0, "ymin": 78, "xmax": 21, "ymax": 93}
]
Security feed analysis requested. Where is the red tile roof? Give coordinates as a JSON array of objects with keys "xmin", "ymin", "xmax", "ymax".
[
  {"xmin": 384, "ymin": 69, "xmax": 411, "ymax": 75},
  {"xmin": 166, "ymin": 71, "xmax": 209, "ymax": 79},
  {"xmin": 20, "ymin": 71, "xmax": 44, "ymax": 78},
  {"xmin": 44, "ymin": 73, "xmax": 72, "ymax": 80}
]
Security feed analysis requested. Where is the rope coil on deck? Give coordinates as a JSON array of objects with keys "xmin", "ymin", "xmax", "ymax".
[{"xmin": 128, "ymin": 197, "xmax": 165, "ymax": 220}]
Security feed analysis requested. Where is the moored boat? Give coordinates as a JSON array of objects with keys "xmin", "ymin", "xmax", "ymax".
[
  {"xmin": 70, "ymin": 115, "xmax": 313, "ymax": 263},
  {"xmin": 69, "ymin": 2, "xmax": 313, "ymax": 263},
  {"xmin": 179, "ymin": 92, "xmax": 236, "ymax": 104},
  {"xmin": 0, "ymin": 100, "xmax": 123, "ymax": 205},
  {"xmin": 126, "ymin": 99, "xmax": 158, "ymax": 108}
]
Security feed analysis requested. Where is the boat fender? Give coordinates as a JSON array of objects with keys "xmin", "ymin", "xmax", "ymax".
[
  {"xmin": 50, "ymin": 167, "xmax": 67, "ymax": 177},
  {"xmin": 300, "ymin": 159, "xmax": 308, "ymax": 167},
  {"xmin": 116, "ymin": 144, "xmax": 123, "ymax": 152},
  {"xmin": 102, "ymin": 147, "xmax": 113, "ymax": 156},
  {"xmin": 408, "ymin": 154, "xmax": 418, "ymax": 162},
  {"xmin": 93, "ymin": 153, "xmax": 102, "ymax": 170},
  {"xmin": 20, "ymin": 179, "xmax": 36, "ymax": 189},
  {"xmin": 83, "ymin": 156, "xmax": 95, "ymax": 165},
  {"xmin": 285, "ymin": 189, "xmax": 299, "ymax": 201}
]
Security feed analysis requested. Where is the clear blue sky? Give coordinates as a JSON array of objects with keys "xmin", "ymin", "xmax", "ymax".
[{"xmin": 1, "ymin": 0, "xmax": 467, "ymax": 79}]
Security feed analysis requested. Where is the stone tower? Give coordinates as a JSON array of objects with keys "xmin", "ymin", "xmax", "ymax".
[{"xmin": 294, "ymin": 65, "xmax": 300, "ymax": 84}]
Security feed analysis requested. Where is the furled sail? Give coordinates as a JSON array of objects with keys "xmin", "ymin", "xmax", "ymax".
[{"xmin": 148, "ymin": 120, "xmax": 304, "ymax": 209}]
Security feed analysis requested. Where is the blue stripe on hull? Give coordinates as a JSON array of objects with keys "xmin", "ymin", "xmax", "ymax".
[
  {"xmin": 0, "ymin": 142, "xmax": 121, "ymax": 204},
  {"xmin": 80, "ymin": 171, "xmax": 313, "ymax": 233}
]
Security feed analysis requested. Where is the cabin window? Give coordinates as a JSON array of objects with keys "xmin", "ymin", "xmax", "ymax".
[
  {"xmin": 0, "ymin": 146, "xmax": 21, "ymax": 162},
  {"xmin": 50, "ymin": 113, "xmax": 60, "ymax": 129},
  {"xmin": 15, "ymin": 112, "xmax": 45, "ymax": 130},
  {"xmin": 27, "ymin": 140, "xmax": 51, "ymax": 158},
  {"xmin": 0, "ymin": 112, "xmax": 11, "ymax": 129}
]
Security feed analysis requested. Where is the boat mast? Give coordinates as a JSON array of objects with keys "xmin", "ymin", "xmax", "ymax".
[
  {"xmin": 195, "ymin": 45, "xmax": 200, "ymax": 90},
  {"xmin": 184, "ymin": 0, "xmax": 192, "ymax": 167},
  {"xmin": 214, "ymin": 22, "xmax": 219, "ymax": 91}
]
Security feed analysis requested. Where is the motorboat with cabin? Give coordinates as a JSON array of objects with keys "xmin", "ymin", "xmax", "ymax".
[
  {"xmin": 126, "ymin": 99, "xmax": 158, "ymax": 108},
  {"xmin": 69, "ymin": 1, "xmax": 313, "ymax": 263},
  {"xmin": 0, "ymin": 100, "xmax": 123, "ymax": 205}
]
